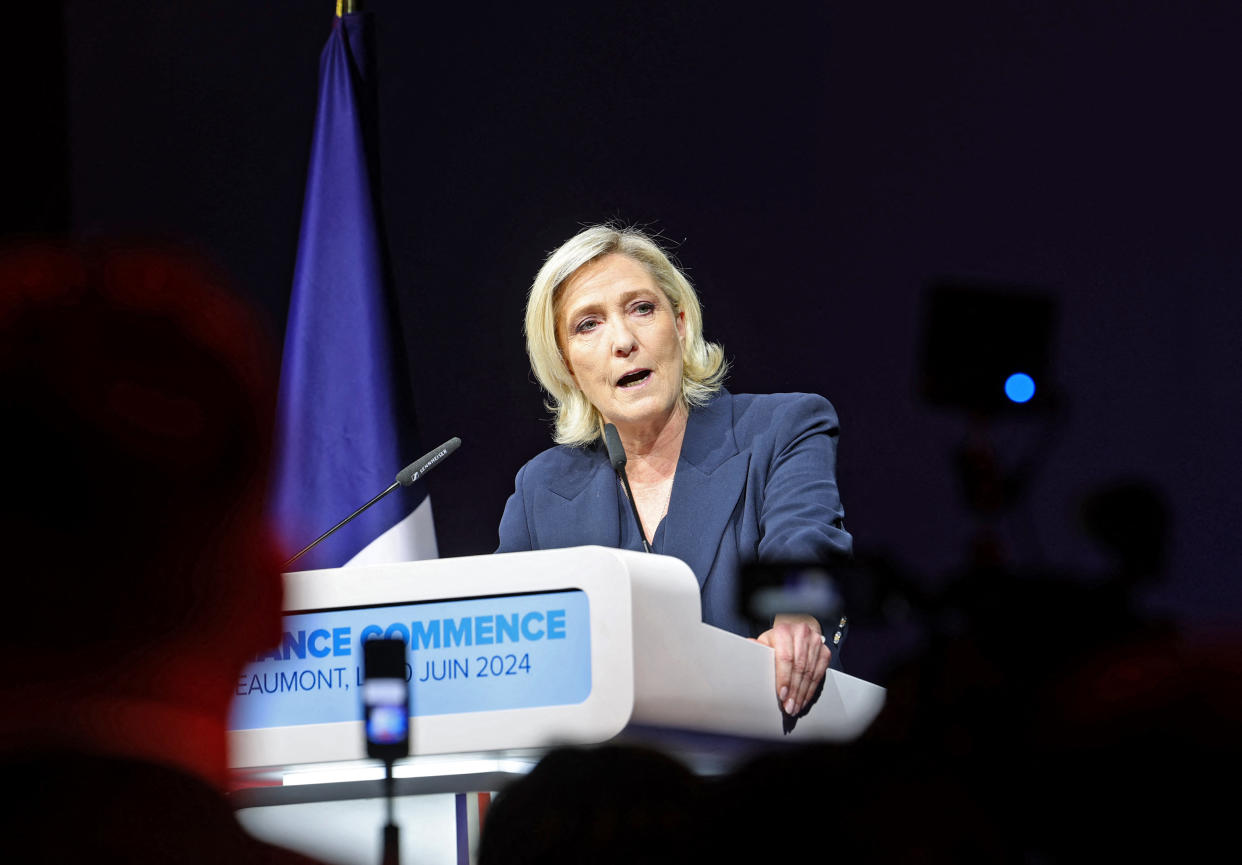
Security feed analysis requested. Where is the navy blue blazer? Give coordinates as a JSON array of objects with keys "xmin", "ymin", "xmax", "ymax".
[{"xmin": 497, "ymin": 390, "xmax": 852, "ymax": 638}]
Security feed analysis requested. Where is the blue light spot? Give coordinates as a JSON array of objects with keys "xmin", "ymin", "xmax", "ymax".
[{"xmin": 1005, "ymin": 373, "xmax": 1036, "ymax": 403}]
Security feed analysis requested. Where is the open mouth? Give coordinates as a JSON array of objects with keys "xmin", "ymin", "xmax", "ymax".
[{"xmin": 616, "ymin": 369, "xmax": 652, "ymax": 388}]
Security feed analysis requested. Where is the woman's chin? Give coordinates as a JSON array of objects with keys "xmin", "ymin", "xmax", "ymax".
[{"xmin": 602, "ymin": 394, "xmax": 682, "ymax": 435}]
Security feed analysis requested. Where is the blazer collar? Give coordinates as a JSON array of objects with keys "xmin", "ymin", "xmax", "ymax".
[
  {"xmin": 677, "ymin": 389, "xmax": 739, "ymax": 473},
  {"xmin": 537, "ymin": 441, "xmax": 622, "ymax": 550},
  {"xmin": 535, "ymin": 391, "xmax": 750, "ymax": 585},
  {"xmin": 663, "ymin": 390, "xmax": 750, "ymax": 588},
  {"xmin": 547, "ymin": 439, "xmax": 610, "ymax": 501},
  {"xmin": 543, "ymin": 388, "xmax": 740, "ymax": 500}
]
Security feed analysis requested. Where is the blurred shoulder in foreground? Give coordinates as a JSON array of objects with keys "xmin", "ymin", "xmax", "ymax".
[{"xmin": 0, "ymin": 241, "xmax": 326, "ymax": 864}]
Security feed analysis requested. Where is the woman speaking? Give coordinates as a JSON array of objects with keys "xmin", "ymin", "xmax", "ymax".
[{"xmin": 498, "ymin": 225, "xmax": 851, "ymax": 718}]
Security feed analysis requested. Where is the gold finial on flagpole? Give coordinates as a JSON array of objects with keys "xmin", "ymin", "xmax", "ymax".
[{"xmin": 336, "ymin": 0, "xmax": 359, "ymax": 17}]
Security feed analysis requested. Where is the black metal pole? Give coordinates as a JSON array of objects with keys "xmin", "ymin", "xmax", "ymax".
[
  {"xmin": 283, "ymin": 481, "xmax": 400, "ymax": 568},
  {"xmin": 381, "ymin": 760, "xmax": 399, "ymax": 865}
]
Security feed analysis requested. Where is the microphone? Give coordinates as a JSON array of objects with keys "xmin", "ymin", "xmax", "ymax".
[
  {"xmin": 604, "ymin": 423, "xmax": 651, "ymax": 553},
  {"xmin": 395, "ymin": 437, "xmax": 461, "ymax": 486},
  {"xmin": 284, "ymin": 437, "xmax": 462, "ymax": 568}
]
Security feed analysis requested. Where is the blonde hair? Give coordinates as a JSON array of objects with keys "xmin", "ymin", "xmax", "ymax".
[{"xmin": 525, "ymin": 224, "xmax": 728, "ymax": 446}]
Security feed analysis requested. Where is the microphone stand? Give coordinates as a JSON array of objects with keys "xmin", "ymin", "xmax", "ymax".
[
  {"xmin": 603, "ymin": 424, "xmax": 652, "ymax": 553},
  {"xmin": 285, "ymin": 481, "xmax": 400, "ymax": 567},
  {"xmin": 283, "ymin": 437, "xmax": 461, "ymax": 568},
  {"xmin": 381, "ymin": 759, "xmax": 399, "ymax": 865}
]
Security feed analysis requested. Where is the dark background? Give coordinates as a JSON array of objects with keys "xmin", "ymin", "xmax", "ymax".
[{"xmin": 14, "ymin": 1, "xmax": 1239, "ymax": 682}]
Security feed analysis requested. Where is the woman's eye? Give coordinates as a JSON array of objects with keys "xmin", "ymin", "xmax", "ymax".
[
  {"xmin": 574, "ymin": 318, "xmax": 599, "ymax": 334},
  {"xmin": 633, "ymin": 301, "xmax": 655, "ymax": 315}
]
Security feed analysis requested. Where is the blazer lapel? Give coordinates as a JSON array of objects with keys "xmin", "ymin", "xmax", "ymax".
[
  {"xmin": 534, "ymin": 446, "xmax": 623, "ymax": 550},
  {"xmin": 663, "ymin": 391, "xmax": 750, "ymax": 588}
]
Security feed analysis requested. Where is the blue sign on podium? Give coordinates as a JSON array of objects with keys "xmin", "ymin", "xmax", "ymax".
[{"xmin": 229, "ymin": 589, "xmax": 592, "ymax": 731}]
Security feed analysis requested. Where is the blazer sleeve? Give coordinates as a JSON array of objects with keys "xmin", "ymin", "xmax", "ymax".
[
  {"xmin": 756, "ymin": 394, "xmax": 853, "ymax": 563},
  {"xmin": 496, "ymin": 462, "xmax": 535, "ymax": 553}
]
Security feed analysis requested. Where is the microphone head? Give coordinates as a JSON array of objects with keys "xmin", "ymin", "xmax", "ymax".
[
  {"xmin": 395, "ymin": 436, "xmax": 461, "ymax": 486},
  {"xmin": 603, "ymin": 423, "xmax": 627, "ymax": 471}
]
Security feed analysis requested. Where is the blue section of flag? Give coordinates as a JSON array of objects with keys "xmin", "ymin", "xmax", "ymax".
[{"xmin": 270, "ymin": 12, "xmax": 429, "ymax": 570}]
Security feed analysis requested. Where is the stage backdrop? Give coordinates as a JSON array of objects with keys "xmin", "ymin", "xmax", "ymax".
[{"xmin": 57, "ymin": 1, "xmax": 1242, "ymax": 680}]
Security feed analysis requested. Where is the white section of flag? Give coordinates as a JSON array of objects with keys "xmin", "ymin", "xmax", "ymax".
[{"xmin": 345, "ymin": 495, "xmax": 438, "ymax": 567}]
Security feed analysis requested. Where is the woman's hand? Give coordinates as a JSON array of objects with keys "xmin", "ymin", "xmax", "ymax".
[{"xmin": 754, "ymin": 613, "xmax": 830, "ymax": 716}]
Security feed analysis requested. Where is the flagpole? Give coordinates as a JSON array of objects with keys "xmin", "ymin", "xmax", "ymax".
[{"xmin": 336, "ymin": 0, "xmax": 360, "ymax": 16}]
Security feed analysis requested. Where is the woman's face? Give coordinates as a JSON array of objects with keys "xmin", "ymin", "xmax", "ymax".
[{"xmin": 557, "ymin": 253, "xmax": 686, "ymax": 435}]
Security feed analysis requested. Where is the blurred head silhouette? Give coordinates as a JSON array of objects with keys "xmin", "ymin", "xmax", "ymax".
[
  {"xmin": 479, "ymin": 744, "xmax": 704, "ymax": 865},
  {"xmin": 0, "ymin": 241, "xmax": 282, "ymax": 781}
]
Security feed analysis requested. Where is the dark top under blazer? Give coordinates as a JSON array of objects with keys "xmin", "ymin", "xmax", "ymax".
[{"xmin": 497, "ymin": 390, "xmax": 852, "ymax": 638}]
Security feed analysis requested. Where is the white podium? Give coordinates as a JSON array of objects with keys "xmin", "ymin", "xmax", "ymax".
[
  {"xmin": 229, "ymin": 545, "xmax": 884, "ymax": 777},
  {"xmin": 228, "ymin": 547, "xmax": 885, "ymax": 865}
]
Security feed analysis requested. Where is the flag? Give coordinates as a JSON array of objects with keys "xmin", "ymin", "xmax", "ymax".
[{"xmin": 269, "ymin": 9, "xmax": 436, "ymax": 570}]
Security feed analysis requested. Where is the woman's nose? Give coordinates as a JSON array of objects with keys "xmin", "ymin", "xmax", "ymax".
[{"xmin": 611, "ymin": 323, "xmax": 637, "ymax": 356}]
